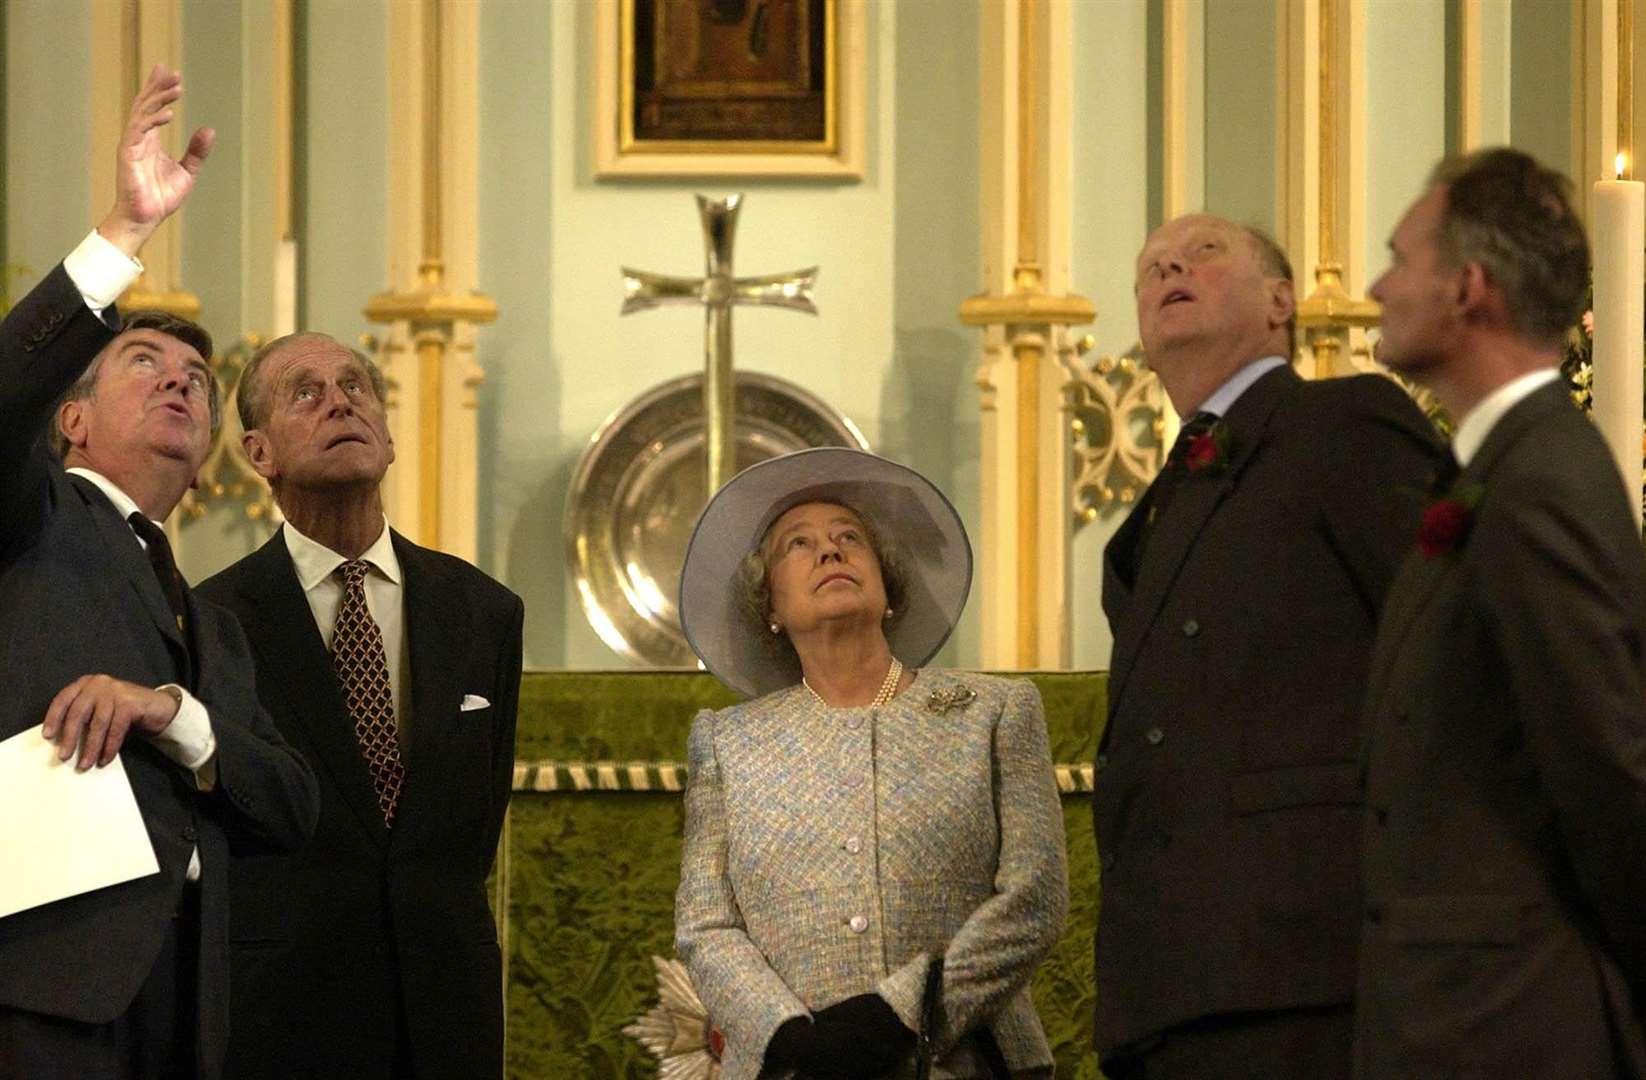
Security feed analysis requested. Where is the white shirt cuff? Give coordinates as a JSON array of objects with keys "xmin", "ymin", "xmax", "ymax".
[
  {"xmin": 62, "ymin": 229, "xmax": 143, "ymax": 317},
  {"xmin": 151, "ymin": 684, "xmax": 218, "ymax": 788}
]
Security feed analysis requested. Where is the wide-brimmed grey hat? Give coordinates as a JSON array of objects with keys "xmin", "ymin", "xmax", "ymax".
[{"xmin": 678, "ymin": 447, "xmax": 973, "ymax": 699}]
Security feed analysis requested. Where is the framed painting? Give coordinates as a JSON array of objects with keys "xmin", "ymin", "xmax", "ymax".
[{"xmin": 594, "ymin": 0, "xmax": 865, "ymax": 178}]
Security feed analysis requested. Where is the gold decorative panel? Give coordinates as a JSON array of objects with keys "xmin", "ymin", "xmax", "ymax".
[
  {"xmin": 178, "ymin": 334, "xmax": 276, "ymax": 523},
  {"xmin": 1068, "ymin": 342, "xmax": 1166, "ymax": 529}
]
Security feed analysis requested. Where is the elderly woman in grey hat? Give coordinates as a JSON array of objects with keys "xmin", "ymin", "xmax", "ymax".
[{"xmin": 674, "ymin": 448, "xmax": 1069, "ymax": 1080}]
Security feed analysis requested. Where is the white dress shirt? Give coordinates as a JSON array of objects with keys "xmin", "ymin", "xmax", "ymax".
[
  {"xmin": 63, "ymin": 228, "xmax": 142, "ymax": 318},
  {"xmin": 282, "ymin": 521, "xmax": 411, "ymax": 734},
  {"xmin": 1451, "ymin": 367, "xmax": 1561, "ymax": 467}
]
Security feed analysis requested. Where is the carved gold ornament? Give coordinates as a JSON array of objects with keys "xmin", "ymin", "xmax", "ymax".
[
  {"xmin": 1068, "ymin": 341, "xmax": 1167, "ymax": 528},
  {"xmin": 178, "ymin": 334, "xmax": 276, "ymax": 523},
  {"xmin": 623, "ymin": 956, "xmax": 722, "ymax": 1079}
]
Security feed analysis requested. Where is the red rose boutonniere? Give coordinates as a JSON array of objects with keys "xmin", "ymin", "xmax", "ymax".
[
  {"xmin": 1417, "ymin": 482, "xmax": 1483, "ymax": 558},
  {"xmin": 1184, "ymin": 421, "xmax": 1231, "ymax": 474}
]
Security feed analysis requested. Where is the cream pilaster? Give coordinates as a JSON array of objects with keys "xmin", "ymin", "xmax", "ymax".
[
  {"xmin": 89, "ymin": 0, "xmax": 199, "ymax": 320},
  {"xmin": 1581, "ymin": 0, "xmax": 1621, "ymax": 200},
  {"xmin": 240, "ymin": 0, "xmax": 296, "ymax": 343},
  {"xmin": 961, "ymin": 0, "xmax": 1093, "ymax": 669},
  {"xmin": 364, "ymin": 0, "xmax": 497, "ymax": 561},
  {"xmin": 1161, "ymin": 0, "xmax": 1206, "ymax": 220},
  {"xmin": 1455, "ymin": 0, "xmax": 1513, "ymax": 150}
]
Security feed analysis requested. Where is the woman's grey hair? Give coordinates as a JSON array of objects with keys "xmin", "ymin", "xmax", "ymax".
[{"xmin": 734, "ymin": 499, "xmax": 909, "ymax": 659}]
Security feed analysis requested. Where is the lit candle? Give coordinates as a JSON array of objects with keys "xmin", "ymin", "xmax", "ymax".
[{"xmin": 1591, "ymin": 154, "xmax": 1645, "ymax": 529}]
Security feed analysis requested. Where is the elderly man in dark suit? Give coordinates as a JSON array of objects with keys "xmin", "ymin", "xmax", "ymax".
[
  {"xmin": 1093, "ymin": 213, "xmax": 1443, "ymax": 1079},
  {"xmin": 1355, "ymin": 148, "xmax": 1646, "ymax": 1078},
  {"xmin": 198, "ymin": 332, "xmax": 523, "ymax": 1079},
  {"xmin": 0, "ymin": 66, "xmax": 320, "ymax": 1080}
]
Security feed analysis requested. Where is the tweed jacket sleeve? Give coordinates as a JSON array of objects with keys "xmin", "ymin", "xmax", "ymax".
[
  {"xmin": 877, "ymin": 678, "xmax": 1069, "ymax": 1054},
  {"xmin": 676, "ymin": 707, "xmax": 809, "ymax": 1067}
]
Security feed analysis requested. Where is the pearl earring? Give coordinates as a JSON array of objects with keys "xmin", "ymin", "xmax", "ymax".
[
  {"xmin": 769, "ymin": 622, "xmax": 780, "ymax": 634},
  {"xmin": 884, "ymin": 607, "xmax": 894, "ymax": 619}
]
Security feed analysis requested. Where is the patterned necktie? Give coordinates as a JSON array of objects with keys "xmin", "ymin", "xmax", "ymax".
[{"xmin": 331, "ymin": 560, "xmax": 405, "ymax": 826}]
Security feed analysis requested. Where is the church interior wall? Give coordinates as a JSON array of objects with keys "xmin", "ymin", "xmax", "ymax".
[
  {"xmin": 1070, "ymin": 0, "xmax": 1150, "ymax": 670},
  {"xmin": 1203, "ymin": 0, "xmax": 1278, "ymax": 236},
  {"xmin": 1, "ymin": 0, "xmax": 1619, "ymax": 676},
  {"xmin": 1364, "ymin": 0, "xmax": 1447, "ymax": 286},
  {"xmin": 475, "ymin": 0, "xmax": 990, "ymax": 670},
  {"xmin": 1509, "ymin": 0, "xmax": 1575, "ymax": 183},
  {"xmin": 3, "ymin": 1, "xmax": 92, "ymax": 312}
]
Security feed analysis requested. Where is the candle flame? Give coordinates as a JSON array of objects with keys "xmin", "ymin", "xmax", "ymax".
[{"xmin": 1619, "ymin": 152, "xmax": 1629, "ymax": 179}]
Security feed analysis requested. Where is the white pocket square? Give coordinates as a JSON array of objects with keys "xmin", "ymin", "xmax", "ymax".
[{"xmin": 460, "ymin": 694, "xmax": 491, "ymax": 712}]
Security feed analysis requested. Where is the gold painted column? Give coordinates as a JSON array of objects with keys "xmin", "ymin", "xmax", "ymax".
[
  {"xmin": 1160, "ymin": 0, "xmax": 1205, "ymax": 220},
  {"xmin": 961, "ymin": 0, "xmax": 1094, "ymax": 670},
  {"xmin": 364, "ymin": 0, "xmax": 497, "ymax": 561},
  {"xmin": 89, "ymin": 0, "xmax": 199, "ymax": 319},
  {"xmin": 1286, "ymin": 0, "xmax": 1379, "ymax": 377}
]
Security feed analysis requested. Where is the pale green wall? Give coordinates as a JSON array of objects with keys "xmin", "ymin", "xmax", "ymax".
[
  {"xmin": 4, "ymin": 0, "xmax": 1584, "ymax": 674},
  {"xmin": 1365, "ymin": 0, "xmax": 1448, "ymax": 285},
  {"xmin": 3, "ymin": 0, "xmax": 91, "ymax": 298},
  {"xmin": 477, "ymin": 0, "xmax": 983, "ymax": 669},
  {"xmin": 300, "ymin": 0, "xmax": 388, "ymax": 352},
  {"xmin": 1071, "ymin": 0, "xmax": 1150, "ymax": 670},
  {"xmin": 1204, "ymin": 0, "xmax": 1276, "ymax": 234},
  {"xmin": 1510, "ymin": 0, "xmax": 1574, "ymax": 178},
  {"xmin": 0, "ymin": 0, "xmax": 985, "ymax": 673}
]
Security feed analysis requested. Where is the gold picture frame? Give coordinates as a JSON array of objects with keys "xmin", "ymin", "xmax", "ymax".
[{"xmin": 594, "ymin": 0, "xmax": 865, "ymax": 179}]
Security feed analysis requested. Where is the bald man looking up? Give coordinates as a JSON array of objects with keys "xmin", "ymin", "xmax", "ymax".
[{"xmin": 1092, "ymin": 214, "xmax": 1443, "ymax": 1079}]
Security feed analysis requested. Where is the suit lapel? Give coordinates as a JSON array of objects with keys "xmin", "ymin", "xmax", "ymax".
[
  {"xmin": 390, "ymin": 532, "xmax": 470, "ymax": 843},
  {"xmin": 1365, "ymin": 382, "xmax": 1571, "ymax": 708},
  {"xmin": 1107, "ymin": 366, "xmax": 1297, "ymax": 711},
  {"xmin": 69, "ymin": 475, "xmax": 189, "ymax": 662},
  {"xmin": 233, "ymin": 535, "xmax": 391, "ymax": 847}
]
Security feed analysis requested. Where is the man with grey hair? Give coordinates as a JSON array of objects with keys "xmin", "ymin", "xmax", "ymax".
[
  {"xmin": 198, "ymin": 332, "xmax": 523, "ymax": 1079},
  {"xmin": 0, "ymin": 66, "xmax": 320, "ymax": 1080},
  {"xmin": 1094, "ymin": 212, "xmax": 1443, "ymax": 1079},
  {"xmin": 1356, "ymin": 147, "xmax": 1646, "ymax": 1077}
]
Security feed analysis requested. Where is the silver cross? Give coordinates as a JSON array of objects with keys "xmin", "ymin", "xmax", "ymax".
[{"xmin": 621, "ymin": 194, "xmax": 818, "ymax": 495}]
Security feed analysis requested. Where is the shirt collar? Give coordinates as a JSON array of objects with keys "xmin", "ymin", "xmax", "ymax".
[
  {"xmin": 1197, "ymin": 355, "xmax": 1289, "ymax": 418},
  {"xmin": 1451, "ymin": 368, "xmax": 1560, "ymax": 467},
  {"xmin": 66, "ymin": 467, "xmax": 153, "ymax": 529},
  {"xmin": 282, "ymin": 519, "xmax": 402, "ymax": 592}
]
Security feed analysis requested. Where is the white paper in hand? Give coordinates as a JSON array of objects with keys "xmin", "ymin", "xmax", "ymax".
[{"xmin": 0, "ymin": 724, "xmax": 160, "ymax": 919}]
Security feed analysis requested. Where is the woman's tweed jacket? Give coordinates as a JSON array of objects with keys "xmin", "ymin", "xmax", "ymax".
[{"xmin": 675, "ymin": 669, "xmax": 1069, "ymax": 1079}]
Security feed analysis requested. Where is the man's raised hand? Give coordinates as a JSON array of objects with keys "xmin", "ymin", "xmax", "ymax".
[{"xmin": 98, "ymin": 64, "xmax": 214, "ymax": 258}]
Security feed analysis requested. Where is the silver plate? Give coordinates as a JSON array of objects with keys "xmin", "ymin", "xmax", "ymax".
[{"xmin": 566, "ymin": 372, "xmax": 869, "ymax": 666}]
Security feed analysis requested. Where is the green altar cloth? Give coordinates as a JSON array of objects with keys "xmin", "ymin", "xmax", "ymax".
[{"xmin": 503, "ymin": 670, "xmax": 1107, "ymax": 1078}]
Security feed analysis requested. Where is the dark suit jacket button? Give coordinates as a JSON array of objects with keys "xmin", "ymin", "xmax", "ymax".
[
  {"xmin": 1373, "ymin": 807, "xmax": 1389, "ymax": 825},
  {"xmin": 1365, "ymin": 903, "xmax": 1383, "ymax": 925},
  {"xmin": 1181, "ymin": 619, "xmax": 1200, "ymax": 637},
  {"xmin": 1154, "ymin": 829, "xmax": 1172, "ymax": 849},
  {"xmin": 1094, "ymin": 753, "xmax": 1109, "ymax": 772},
  {"xmin": 1144, "ymin": 726, "xmax": 1165, "ymax": 745},
  {"xmin": 1100, "ymin": 852, "xmax": 1118, "ymax": 872},
  {"xmin": 182, "ymin": 825, "xmax": 198, "ymax": 842}
]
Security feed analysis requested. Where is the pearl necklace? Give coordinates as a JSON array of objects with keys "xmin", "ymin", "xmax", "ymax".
[{"xmin": 805, "ymin": 657, "xmax": 904, "ymax": 709}]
